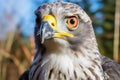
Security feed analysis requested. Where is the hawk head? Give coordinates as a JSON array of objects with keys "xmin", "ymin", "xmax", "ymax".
[
  {"xmin": 30, "ymin": 2, "xmax": 106, "ymax": 80},
  {"xmin": 35, "ymin": 2, "xmax": 97, "ymax": 52}
]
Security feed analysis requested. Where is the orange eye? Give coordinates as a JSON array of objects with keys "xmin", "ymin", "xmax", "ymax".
[{"xmin": 66, "ymin": 16, "xmax": 78, "ymax": 30}]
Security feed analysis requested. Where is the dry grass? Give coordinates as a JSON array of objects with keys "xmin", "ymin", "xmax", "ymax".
[{"xmin": 0, "ymin": 29, "xmax": 34, "ymax": 80}]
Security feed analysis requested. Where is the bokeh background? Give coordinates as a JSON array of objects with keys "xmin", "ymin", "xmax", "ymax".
[{"xmin": 0, "ymin": 0, "xmax": 119, "ymax": 80}]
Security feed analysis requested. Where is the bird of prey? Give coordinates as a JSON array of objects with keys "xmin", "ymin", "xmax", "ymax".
[{"xmin": 19, "ymin": 2, "xmax": 120, "ymax": 80}]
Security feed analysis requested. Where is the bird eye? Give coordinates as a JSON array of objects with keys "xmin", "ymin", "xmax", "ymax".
[{"xmin": 66, "ymin": 16, "xmax": 78, "ymax": 30}]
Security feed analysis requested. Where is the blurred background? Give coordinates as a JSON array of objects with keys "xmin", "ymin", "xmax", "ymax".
[{"xmin": 0, "ymin": 0, "xmax": 119, "ymax": 80}]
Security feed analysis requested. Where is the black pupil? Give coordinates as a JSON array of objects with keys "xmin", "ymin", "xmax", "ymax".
[{"xmin": 70, "ymin": 19, "xmax": 75, "ymax": 24}]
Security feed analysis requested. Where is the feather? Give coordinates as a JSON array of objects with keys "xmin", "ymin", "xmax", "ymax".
[{"xmin": 101, "ymin": 56, "xmax": 120, "ymax": 80}]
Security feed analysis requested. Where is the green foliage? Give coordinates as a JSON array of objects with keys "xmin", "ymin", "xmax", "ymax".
[{"xmin": 92, "ymin": 0, "xmax": 115, "ymax": 58}]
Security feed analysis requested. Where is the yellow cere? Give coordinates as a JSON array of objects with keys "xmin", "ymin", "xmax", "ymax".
[{"xmin": 43, "ymin": 15, "xmax": 57, "ymax": 29}]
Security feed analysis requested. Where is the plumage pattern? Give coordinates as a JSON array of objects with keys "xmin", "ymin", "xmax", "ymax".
[
  {"xmin": 19, "ymin": 2, "xmax": 120, "ymax": 80},
  {"xmin": 101, "ymin": 56, "xmax": 120, "ymax": 80}
]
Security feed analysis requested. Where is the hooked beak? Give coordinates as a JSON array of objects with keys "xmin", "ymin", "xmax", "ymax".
[{"xmin": 40, "ymin": 15, "xmax": 73, "ymax": 44}]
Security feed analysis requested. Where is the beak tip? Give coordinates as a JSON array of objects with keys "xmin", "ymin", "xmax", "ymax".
[
  {"xmin": 40, "ymin": 21, "xmax": 55, "ymax": 44},
  {"xmin": 41, "ymin": 39, "xmax": 44, "ymax": 44}
]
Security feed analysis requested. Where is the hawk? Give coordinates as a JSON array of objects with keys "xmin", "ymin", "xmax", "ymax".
[{"xmin": 19, "ymin": 2, "xmax": 120, "ymax": 80}]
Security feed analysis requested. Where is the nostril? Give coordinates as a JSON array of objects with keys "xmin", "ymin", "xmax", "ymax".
[{"xmin": 51, "ymin": 23, "xmax": 54, "ymax": 26}]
